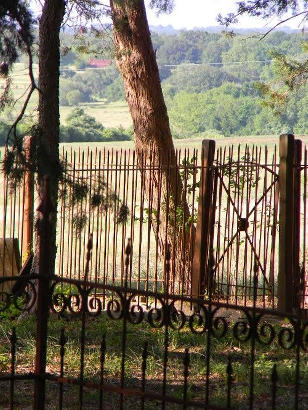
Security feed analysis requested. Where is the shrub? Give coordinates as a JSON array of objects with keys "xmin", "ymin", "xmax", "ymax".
[{"xmin": 66, "ymin": 89, "xmax": 84, "ymax": 106}]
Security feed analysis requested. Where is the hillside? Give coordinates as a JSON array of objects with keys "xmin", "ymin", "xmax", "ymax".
[{"xmin": 1, "ymin": 28, "xmax": 308, "ymax": 144}]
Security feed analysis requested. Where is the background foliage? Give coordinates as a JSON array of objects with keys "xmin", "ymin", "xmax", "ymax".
[{"xmin": 2, "ymin": 26, "xmax": 308, "ymax": 142}]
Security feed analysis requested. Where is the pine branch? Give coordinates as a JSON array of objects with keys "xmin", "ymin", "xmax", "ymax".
[{"xmin": 6, "ymin": 44, "xmax": 39, "ymax": 146}]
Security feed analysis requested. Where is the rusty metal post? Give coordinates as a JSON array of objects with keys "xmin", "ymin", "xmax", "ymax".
[
  {"xmin": 33, "ymin": 176, "xmax": 54, "ymax": 410},
  {"xmin": 293, "ymin": 139, "xmax": 302, "ymax": 310},
  {"xmin": 192, "ymin": 140, "xmax": 216, "ymax": 298},
  {"xmin": 278, "ymin": 134, "xmax": 298, "ymax": 313},
  {"xmin": 22, "ymin": 136, "xmax": 34, "ymax": 263}
]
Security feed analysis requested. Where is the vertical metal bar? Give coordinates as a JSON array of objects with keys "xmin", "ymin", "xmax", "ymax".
[
  {"xmin": 226, "ymin": 145, "xmax": 234, "ymax": 302},
  {"xmin": 154, "ymin": 151, "xmax": 163, "ymax": 294},
  {"xmin": 181, "ymin": 148, "xmax": 188, "ymax": 296},
  {"xmin": 254, "ymin": 148, "xmax": 262, "ymax": 304},
  {"xmin": 121, "ymin": 150, "xmax": 128, "ymax": 285},
  {"xmin": 112, "ymin": 151, "xmax": 119, "ymax": 286},
  {"xmin": 216, "ymin": 148, "xmax": 224, "ymax": 299},
  {"xmin": 145, "ymin": 151, "xmax": 153, "ymax": 294},
  {"xmin": 269, "ymin": 150, "xmax": 279, "ymax": 307},
  {"xmin": 9, "ymin": 327, "xmax": 16, "ymax": 410},
  {"xmin": 68, "ymin": 150, "xmax": 76, "ymax": 280},
  {"xmin": 79, "ymin": 237, "xmax": 93, "ymax": 409},
  {"xmin": 103, "ymin": 149, "xmax": 110, "ymax": 302},
  {"xmin": 161, "ymin": 246, "xmax": 171, "ymax": 410},
  {"xmin": 182, "ymin": 348, "xmax": 190, "ymax": 410},
  {"xmin": 163, "ymin": 154, "xmax": 171, "ymax": 294},
  {"xmin": 99, "ymin": 334, "xmax": 106, "ymax": 410},
  {"xmin": 226, "ymin": 356, "xmax": 233, "ymax": 409},
  {"xmin": 129, "ymin": 150, "xmax": 136, "ymax": 289},
  {"xmin": 59, "ymin": 328, "xmax": 66, "ymax": 410},
  {"xmin": 141, "ymin": 341, "xmax": 148, "ymax": 410},
  {"xmin": 171, "ymin": 149, "xmax": 180, "ymax": 295},
  {"xmin": 137, "ymin": 150, "xmax": 145, "ymax": 293},
  {"xmin": 261, "ymin": 147, "xmax": 268, "ymax": 306},
  {"xmin": 205, "ymin": 255, "xmax": 214, "ymax": 407},
  {"xmin": 189, "ymin": 149, "xmax": 198, "ymax": 299},
  {"xmin": 245, "ymin": 145, "xmax": 253, "ymax": 304},
  {"xmin": 242, "ymin": 145, "xmax": 249, "ymax": 305},
  {"xmin": 79, "ymin": 150, "xmax": 86, "ymax": 279},
  {"xmin": 271, "ymin": 364, "xmax": 278, "ymax": 410},
  {"xmin": 88, "ymin": 149, "xmax": 93, "ymax": 281},
  {"xmin": 58, "ymin": 149, "xmax": 67, "ymax": 279},
  {"xmin": 294, "ymin": 321, "xmax": 301, "ymax": 410},
  {"xmin": 249, "ymin": 265, "xmax": 258, "ymax": 410},
  {"xmin": 119, "ymin": 240, "xmax": 131, "ymax": 409},
  {"xmin": 93, "ymin": 148, "xmax": 100, "ymax": 286}
]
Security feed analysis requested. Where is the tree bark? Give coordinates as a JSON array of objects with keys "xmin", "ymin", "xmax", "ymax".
[
  {"xmin": 110, "ymin": 0, "xmax": 193, "ymax": 293},
  {"xmin": 36, "ymin": 0, "xmax": 65, "ymax": 277}
]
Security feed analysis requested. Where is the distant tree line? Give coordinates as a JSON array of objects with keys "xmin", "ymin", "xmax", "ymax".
[
  {"xmin": 5, "ymin": 27, "xmax": 307, "ymax": 143},
  {"xmin": 56, "ymin": 28, "xmax": 308, "ymax": 138}
]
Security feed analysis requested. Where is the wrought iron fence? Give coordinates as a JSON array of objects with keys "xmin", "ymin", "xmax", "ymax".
[
  {"xmin": 56, "ymin": 147, "xmax": 200, "ymax": 297},
  {"xmin": 210, "ymin": 144, "xmax": 279, "ymax": 308},
  {"xmin": 0, "ymin": 239, "xmax": 307, "ymax": 409},
  {"xmin": 0, "ymin": 136, "xmax": 307, "ymax": 309}
]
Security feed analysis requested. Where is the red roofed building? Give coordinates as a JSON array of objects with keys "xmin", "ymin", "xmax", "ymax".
[{"xmin": 88, "ymin": 59, "xmax": 112, "ymax": 68}]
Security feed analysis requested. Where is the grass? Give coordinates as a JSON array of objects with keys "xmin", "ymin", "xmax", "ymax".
[
  {"xmin": 0, "ymin": 309, "xmax": 307, "ymax": 409},
  {"xmin": 0, "ymin": 63, "xmax": 132, "ymax": 129},
  {"xmin": 60, "ymin": 100, "xmax": 132, "ymax": 129}
]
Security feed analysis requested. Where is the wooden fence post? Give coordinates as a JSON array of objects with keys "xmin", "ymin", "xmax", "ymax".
[
  {"xmin": 278, "ymin": 134, "xmax": 301, "ymax": 313},
  {"xmin": 22, "ymin": 136, "xmax": 34, "ymax": 263},
  {"xmin": 192, "ymin": 140, "xmax": 216, "ymax": 299}
]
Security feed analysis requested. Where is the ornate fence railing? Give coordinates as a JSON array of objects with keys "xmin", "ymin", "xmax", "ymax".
[
  {"xmin": 0, "ymin": 181, "xmax": 306, "ymax": 409},
  {"xmin": 0, "ymin": 261, "xmax": 307, "ymax": 408},
  {"xmin": 0, "ymin": 135, "xmax": 308, "ymax": 311}
]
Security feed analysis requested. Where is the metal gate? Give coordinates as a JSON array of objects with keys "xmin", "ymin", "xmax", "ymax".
[
  {"xmin": 193, "ymin": 136, "xmax": 308, "ymax": 311},
  {"xmin": 212, "ymin": 144, "xmax": 279, "ymax": 308}
]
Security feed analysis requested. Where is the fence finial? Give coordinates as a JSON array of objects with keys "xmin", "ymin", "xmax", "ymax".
[{"xmin": 83, "ymin": 233, "xmax": 93, "ymax": 282}]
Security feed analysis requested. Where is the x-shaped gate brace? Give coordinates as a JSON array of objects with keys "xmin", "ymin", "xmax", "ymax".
[{"xmin": 211, "ymin": 163, "xmax": 279, "ymax": 295}]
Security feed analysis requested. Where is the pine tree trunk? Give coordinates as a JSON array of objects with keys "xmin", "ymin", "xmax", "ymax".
[
  {"xmin": 35, "ymin": 0, "xmax": 65, "ymax": 277},
  {"xmin": 110, "ymin": 0, "xmax": 193, "ymax": 293}
]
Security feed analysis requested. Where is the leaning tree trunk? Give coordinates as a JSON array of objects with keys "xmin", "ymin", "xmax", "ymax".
[
  {"xmin": 35, "ymin": 0, "xmax": 65, "ymax": 277},
  {"xmin": 110, "ymin": 0, "xmax": 193, "ymax": 294}
]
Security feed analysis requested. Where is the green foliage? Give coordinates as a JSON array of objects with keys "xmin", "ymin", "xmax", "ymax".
[
  {"xmin": 4, "ymin": 27, "xmax": 308, "ymax": 142},
  {"xmin": 0, "ymin": 1, "xmax": 34, "ymax": 66},
  {"xmin": 0, "ymin": 296, "xmax": 25, "ymax": 320},
  {"xmin": 59, "ymin": 66, "xmax": 125, "ymax": 105},
  {"xmin": 60, "ymin": 77, "xmax": 92, "ymax": 106},
  {"xmin": 60, "ymin": 108, "xmax": 132, "ymax": 143},
  {"xmin": 101, "ymin": 126, "xmax": 133, "ymax": 141},
  {"xmin": 164, "ymin": 64, "xmax": 234, "ymax": 94},
  {"xmin": 66, "ymin": 89, "xmax": 84, "ymax": 106}
]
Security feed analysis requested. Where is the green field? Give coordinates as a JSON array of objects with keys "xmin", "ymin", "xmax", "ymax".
[
  {"xmin": 2, "ymin": 63, "xmax": 308, "ymax": 151},
  {"xmin": 61, "ymin": 134, "xmax": 308, "ymax": 154},
  {"xmin": 0, "ymin": 63, "xmax": 132, "ymax": 129}
]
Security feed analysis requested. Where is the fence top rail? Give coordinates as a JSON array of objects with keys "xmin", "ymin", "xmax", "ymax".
[{"xmin": 1, "ymin": 274, "xmax": 306, "ymax": 321}]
